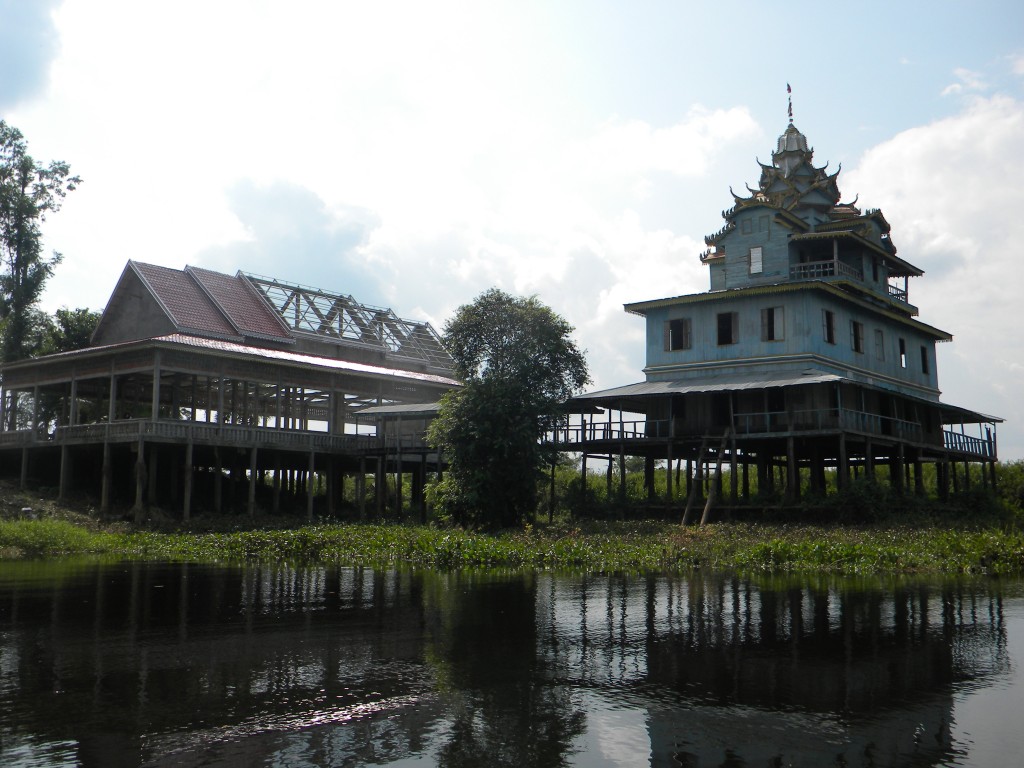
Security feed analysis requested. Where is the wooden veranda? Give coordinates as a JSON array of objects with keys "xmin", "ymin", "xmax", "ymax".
[{"xmin": 546, "ymin": 374, "xmax": 1000, "ymax": 519}]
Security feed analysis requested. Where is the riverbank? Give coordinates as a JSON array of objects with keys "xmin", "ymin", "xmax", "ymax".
[{"xmin": 2, "ymin": 485, "xmax": 1023, "ymax": 574}]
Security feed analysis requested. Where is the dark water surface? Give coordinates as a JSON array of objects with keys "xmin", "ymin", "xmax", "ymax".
[{"xmin": 1, "ymin": 562, "xmax": 1022, "ymax": 767}]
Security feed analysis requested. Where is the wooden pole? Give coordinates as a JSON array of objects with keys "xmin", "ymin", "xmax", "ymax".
[
  {"xmin": 183, "ymin": 440, "xmax": 193, "ymax": 522},
  {"xmin": 786, "ymin": 436, "xmax": 798, "ymax": 501},
  {"xmin": 306, "ymin": 449, "xmax": 315, "ymax": 521},
  {"xmin": 133, "ymin": 434, "xmax": 146, "ymax": 522},
  {"xmin": 248, "ymin": 446, "xmax": 258, "ymax": 518},
  {"xmin": 100, "ymin": 441, "xmax": 111, "ymax": 513}
]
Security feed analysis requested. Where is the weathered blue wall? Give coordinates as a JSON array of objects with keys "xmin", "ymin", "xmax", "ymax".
[{"xmin": 642, "ymin": 287, "xmax": 940, "ymax": 398}]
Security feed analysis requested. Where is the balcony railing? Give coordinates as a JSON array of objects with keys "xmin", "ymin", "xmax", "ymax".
[
  {"xmin": 790, "ymin": 259, "xmax": 863, "ymax": 282},
  {"xmin": 943, "ymin": 429, "xmax": 994, "ymax": 458},
  {"xmin": 34, "ymin": 420, "xmax": 380, "ymax": 452},
  {"xmin": 546, "ymin": 419, "xmax": 667, "ymax": 445},
  {"xmin": 888, "ymin": 283, "xmax": 908, "ymax": 303},
  {"xmin": 544, "ymin": 408, "xmax": 927, "ymax": 445}
]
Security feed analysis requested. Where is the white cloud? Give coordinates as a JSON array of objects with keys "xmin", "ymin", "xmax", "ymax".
[
  {"xmin": 846, "ymin": 95, "xmax": 1024, "ymax": 459},
  {"xmin": 940, "ymin": 67, "xmax": 989, "ymax": 96}
]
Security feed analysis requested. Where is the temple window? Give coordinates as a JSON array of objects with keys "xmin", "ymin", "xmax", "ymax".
[
  {"xmin": 822, "ymin": 310, "xmax": 836, "ymax": 345},
  {"xmin": 851, "ymin": 321, "xmax": 864, "ymax": 354},
  {"xmin": 664, "ymin": 318, "xmax": 692, "ymax": 351},
  {"xmin": 761, "ymin": 306, "xmax": 784, "ymax": 341},
  {"xmin": 921, "ymin": 346, "xmax": 930, "ymax": 375},
  {"xmin": 717, "ymin": 312, "xmax": 739, "ymax": 345},
  {"xmin": 749, "ymin": 246, "xmax": 763, "ymax": 274}
]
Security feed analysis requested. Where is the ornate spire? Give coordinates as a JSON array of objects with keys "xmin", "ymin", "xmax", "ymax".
[{"xmin": 787, "ymin": 82, "xmax": 793, "ymax": 124}]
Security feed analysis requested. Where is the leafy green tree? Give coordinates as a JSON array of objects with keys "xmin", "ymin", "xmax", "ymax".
[
  {"xmin": 0, "ymin": 120, "xmax": 80, "ymax": 363},
  {"xmin": 429, "ymin": 289, "xmax": 589, "ymax": 528},
  {"xmin": 39, "ymin": 306, "xmax": 100, "ymax": 355}
]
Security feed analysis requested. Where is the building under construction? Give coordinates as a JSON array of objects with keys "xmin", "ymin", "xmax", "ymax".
[{"xmin": 0, "ymin": 262, "xmax": 459, "ymax": 519}]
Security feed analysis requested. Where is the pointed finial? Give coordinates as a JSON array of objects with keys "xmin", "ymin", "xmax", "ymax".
[{"xmin": 787, "ymin": 83, "xmax": 793, "ymax": 124}]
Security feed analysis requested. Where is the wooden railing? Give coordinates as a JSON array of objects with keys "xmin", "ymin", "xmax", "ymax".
[
  {"xmin": 790, "ymin": 259, "xmax": 863, "ymax": 282},
  {"xmin": 943, "ymin": 429, "xmax": 994, "ymax": 457},
  {"xmin": 733, "ymin": 407, "xmax": 923, "ymax": 442},
  {"xmin": 544, "ymin": 408, "xmax": 928, "ymax": 445},
  {"xmin": 37, "ymin": 420, "xmax": 380, "ymax": 452},
  {"xmin": 545, "ymin": 419, "xmax": 667, "ymax": 444},
  {"xmin": 1, "ymin": 415, "xmax": 996, "ymax": 460},
  {"xmin": 888, "ymin": 283, "xmax": 908, "ymax": 303}
]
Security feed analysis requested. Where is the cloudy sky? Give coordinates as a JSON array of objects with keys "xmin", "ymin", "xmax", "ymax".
[{"xmin": 3, "ymin": 0, "xmax": 1023, "ymax": 459}]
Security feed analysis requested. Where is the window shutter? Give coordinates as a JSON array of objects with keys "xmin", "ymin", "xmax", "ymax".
[
  {"xmin": 750, "ymin": 246, "xmax": 763, "ymax": 274},
  {"xmin": 663, "ymin": 321, "xmax": 671, "ymax": 351}
]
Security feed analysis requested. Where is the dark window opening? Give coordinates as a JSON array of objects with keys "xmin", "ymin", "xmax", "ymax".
[
  {"xmin": 921, "ymin": 346, "xmax": 930, "ymax": 375},
  {"xmin": 717, "ymin": 312, "xmax": 738, "ymax": 345},
  {"xmin": 822, "ymin": 310, "xmax": 836, "ymax": 345},
  {"xmin": 664, "ymin": 317, "xmax": 692, "ymax": 351},
  {"xmin": 899, "ymin": 338, "xmax": 907, "ymax": 368},
  {"xmin": 851, "ymin": 320, "xmax": 864, "ymax": 353},
  {"xmin": 761, "ymin": 306, "xmax": 783, "ymax": 341}
]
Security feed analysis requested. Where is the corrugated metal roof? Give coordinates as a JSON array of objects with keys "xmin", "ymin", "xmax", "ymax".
[
  {"xmin": 355, "ymin": 402, "xmax": 442, "ymax": 417},
  {"xmin": 2, "ymin": 332, "xmax": 461, "ymax": 389},
  {"xmin": 571, "ymin": 372, "xmax": 1001, "ymax": 424},
  {"xmin": 573, "ymin": 372, "xmax": 844, "ymax": 401},
  {"xmin": 153, "ymin": 334, "xmax": 461, "ymax": 385}
]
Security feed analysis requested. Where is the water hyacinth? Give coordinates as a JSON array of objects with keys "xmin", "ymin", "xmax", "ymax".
[{"xmin": 3, "ymin": 518, "xmax": 1024, "ymax": 574}]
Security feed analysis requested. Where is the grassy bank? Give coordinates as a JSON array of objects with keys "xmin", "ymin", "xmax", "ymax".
[
  {"xmin": 3, "ymin": 513, "xmax": 1024, "ymax": 574},
  {"xmin": 2, "ymin": 476, "xmax": 1023, "ymax": 574}
]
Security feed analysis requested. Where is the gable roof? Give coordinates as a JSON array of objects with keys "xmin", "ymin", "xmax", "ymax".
[
  {"xmin": 92, "ymin": 261, "xmax": 295, "ymax": 347},
  {"xmin": 185, "ymin": 266, "xmax": 292, "ymax": 342},
  {"xmin": 90, "ymin": 261, "xmax": 455, "ymax": 375},
  {"xmin": 131, "ymin": 262, "xmax": 242, "ymax": 340}
]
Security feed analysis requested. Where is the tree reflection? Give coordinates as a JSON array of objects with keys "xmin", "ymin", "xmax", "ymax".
[{"xmin": 421, "ymin": 571, "xmax": 586, "ymax": 767}]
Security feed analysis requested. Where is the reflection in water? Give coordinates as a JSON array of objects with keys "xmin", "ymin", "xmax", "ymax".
[{"xmin": 0, "ymin": 562, "xmax": 1013, "ymax": 767}]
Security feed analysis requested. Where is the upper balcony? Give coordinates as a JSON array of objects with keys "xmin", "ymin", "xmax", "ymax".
[{"xmin": 789, "ymin": 257, "xmax": 916, "ymax": 313}]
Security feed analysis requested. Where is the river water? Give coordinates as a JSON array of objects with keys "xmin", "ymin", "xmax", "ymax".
[{"xmin": 1, "ymin": 562, "xmax": 1022, "ymax": 768}]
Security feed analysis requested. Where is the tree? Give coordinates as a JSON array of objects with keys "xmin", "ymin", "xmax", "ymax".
[
  {"xmin": 39, "ymin": 306, "xmax": 101, "ymax": 355},
  {"xmin": 428, "ymin": 289, "xmax": 590, "ymax": 528},
  {"xmin": 0, "ymin": 120, "xmax": 80, "ymax": 363}
]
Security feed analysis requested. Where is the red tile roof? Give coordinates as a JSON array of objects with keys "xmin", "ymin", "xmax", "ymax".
[
  {"xmin": 132, "ymin": 262, "xmax": 240, "ymax": 340},
  {"xmin": 185, "ymin": 266, "xmax": 292, "ymax": 341}
]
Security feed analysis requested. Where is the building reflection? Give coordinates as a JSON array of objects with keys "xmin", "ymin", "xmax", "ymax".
[
  {"xmin": 535, "ymin": 573, "xmax": 1009, "ymax": 767},
  {"xmin": 0, "ymin": 564, "xmax": 1010, "ymax": 767}
]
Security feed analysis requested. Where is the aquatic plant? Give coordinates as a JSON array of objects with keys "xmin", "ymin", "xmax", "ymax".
[{"xmin": 4, "ymin": 501, "xmax": 1024, "ymax": 576}]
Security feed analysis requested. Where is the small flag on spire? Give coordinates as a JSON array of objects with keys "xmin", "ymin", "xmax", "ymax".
[{"xmin": 787, "ymin": 83, "xmax": 791, "ymax": 94}]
